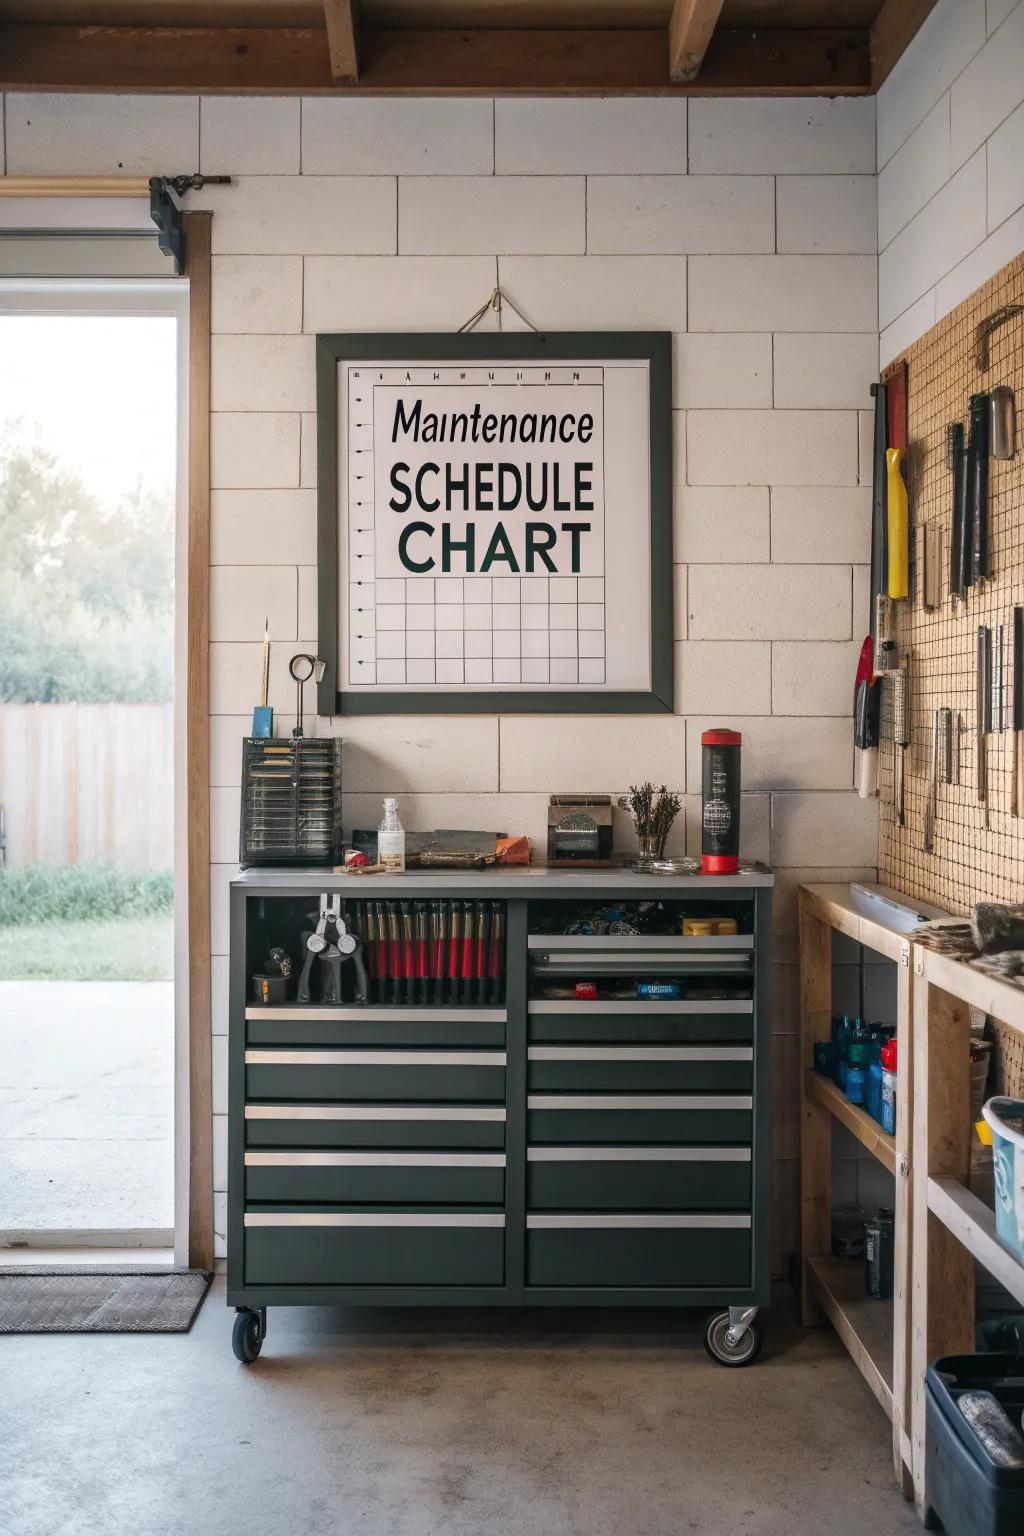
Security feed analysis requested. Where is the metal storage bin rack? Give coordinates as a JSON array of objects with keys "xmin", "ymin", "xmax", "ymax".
[{"xmin": 227, "ymin": 868, "xmax": 772, "ymax": 1364}]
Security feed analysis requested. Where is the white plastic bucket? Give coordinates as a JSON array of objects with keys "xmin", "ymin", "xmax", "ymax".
[{"xmin": 982, "ymin": 1097, "xmax": 1024, "ymax": 1264}]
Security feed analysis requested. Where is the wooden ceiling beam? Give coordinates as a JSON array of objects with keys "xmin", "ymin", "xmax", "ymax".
[
  {"xmin": 668, "ymin": 0, "xmax": 725, "ymax": 83},
  {"xmin": 870, "ymin": 0, "xmax": 939, "ymax": 91},
  {"xmin": 0, "ymin": 23, "xmax": 871, "ymax": 95},
  {"xmin": 324, "ymin": 0, "xmax": 359, "ymax": 84}
]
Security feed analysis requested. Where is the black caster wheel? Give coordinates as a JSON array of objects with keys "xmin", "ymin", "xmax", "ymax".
[
  {"xmin": 232, "ymin": 1309, "xmax": 265, "ymax": 1364},
  {"xmin": 703, "ymin": 1310, "xmax": 762, "ymax": 1367}
]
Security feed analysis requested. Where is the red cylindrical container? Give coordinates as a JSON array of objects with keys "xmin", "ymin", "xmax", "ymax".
[{"xmin": 701, "ymin": 728, "xmax": 742, "ymax": 875}]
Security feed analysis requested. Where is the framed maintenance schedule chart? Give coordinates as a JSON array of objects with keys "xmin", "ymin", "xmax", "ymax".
[{"xmin": 316, "ymin": 332, "xmax": 673, "ymax": 715}]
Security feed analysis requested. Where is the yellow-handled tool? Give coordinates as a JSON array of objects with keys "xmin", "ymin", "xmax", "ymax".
[{"xmin": 886, "ymin": 447, "xmax": 909, "ymax": 599}]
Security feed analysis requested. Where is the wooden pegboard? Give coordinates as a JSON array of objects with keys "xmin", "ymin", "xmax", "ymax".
[{"xmin": 878, "ymin": 253, "xmax": 1024, "ymax": 915}]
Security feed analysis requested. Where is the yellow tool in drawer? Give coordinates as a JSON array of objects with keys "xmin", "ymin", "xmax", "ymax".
[
  {"xmin": 682, "ymin": 917, "xmax": 738, "ymax": 936},
  {"xmin": 886, "ymin": 447, "xmax": 909, "ymax": 599}
]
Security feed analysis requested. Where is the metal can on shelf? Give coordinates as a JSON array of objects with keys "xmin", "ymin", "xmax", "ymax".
[{"xmin": 865, "ymin": 1208, "xmax": 895, "ymax": 1299}]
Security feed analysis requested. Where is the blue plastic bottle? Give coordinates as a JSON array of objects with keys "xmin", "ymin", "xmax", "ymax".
[
  {"xmin": 868, "ymin": 1044, "xmax": 884, "ymax": 1123},
  {"xmin": 845, "ymin": 1064, "xmax": 868, "ymax": 1106}
]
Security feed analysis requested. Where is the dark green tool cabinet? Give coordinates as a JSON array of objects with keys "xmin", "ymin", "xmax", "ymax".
[{"xmin": 228, "ymin": 867, "xmax": 772, "ymax": 1366}]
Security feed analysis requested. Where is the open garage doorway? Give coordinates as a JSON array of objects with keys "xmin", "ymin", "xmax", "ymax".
[{"xmin": 0, "ymin": 283, "xmax": 188, "ymax": 1257}]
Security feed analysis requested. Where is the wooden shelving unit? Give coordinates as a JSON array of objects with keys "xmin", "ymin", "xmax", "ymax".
[
  {"xmin": 805, "ymin": 1254, "xmax": 894, "ymax": 1416},
  {"xmin": 910, "ymin": 945, "xmax": 1024, "ymax": 1518},
  {"xmin": 804, "ymin": 1070, "xmax": 897, "ymax": 1176},
  {"xmin": 799, "ymin": 882, "xmax": 946, "ymax": 1497}
]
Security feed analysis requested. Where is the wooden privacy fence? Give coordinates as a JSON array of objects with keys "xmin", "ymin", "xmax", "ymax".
[{"xmin": 0, "ymin": 702, "xmax": 173, "ymax": 869}]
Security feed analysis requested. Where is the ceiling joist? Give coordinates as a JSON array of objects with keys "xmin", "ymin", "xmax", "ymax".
[
  {"xmin": 324, "ymin": 0, "xmax": 359, "ymax": 83},
  {"xmin": 870, "ymin": 0, "xmax": 939, "ymax": 90},
  {"xmin": 668, "ymin": 0, "xmax": 725, "ymax": 83},
  {"xmin": 0, "ymin": 22, "xmax": 873, "ymax": 94}
]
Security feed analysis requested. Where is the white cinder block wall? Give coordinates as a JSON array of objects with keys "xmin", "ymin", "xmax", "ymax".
[
  {"xmin": 1, "ymin": 90, "xmax": 882, "ymax": 1270},
  {"xmin": 878, "ymin": 0, "xmax": 1024, "ymax": 363}
]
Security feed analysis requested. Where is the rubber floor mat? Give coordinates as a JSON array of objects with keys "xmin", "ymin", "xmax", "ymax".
[{"xmin": 0, "ymin": 1268, "xmax": 211, "ymax": 1332}]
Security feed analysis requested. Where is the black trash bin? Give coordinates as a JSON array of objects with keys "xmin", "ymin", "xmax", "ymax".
[{"xmin": 926, "ymin": 1354, "xmax": 1024, "ymax": 1534}]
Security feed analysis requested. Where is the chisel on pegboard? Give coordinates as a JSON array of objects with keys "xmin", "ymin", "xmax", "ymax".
[
  {"xmin": 978, "ymin": 625, "xmax": 991, "ymax": 810},
  {"xmin": 1013, "ymin": 606, "xmax": 1024, "ymax": 818}
]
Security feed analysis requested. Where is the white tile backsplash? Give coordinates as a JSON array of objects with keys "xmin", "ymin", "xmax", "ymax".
[
  {"xmin": 204, "ymin": 175, "xmax": 397, "ymax": 256},
  {"xmin": 302, "ymin": 98, "xmax": 493, "ymax": 176},
  {"xmin": 672, "ymin": 333, "xmax": 772, "ymax": 409},
  {"xmin": 5, "ymin": 92, "xmax": 199, "ymax": 173},
  {"xmin": 201, "ymin": 97, "xmax": 300, "ymax": 175},
  {"xmin": 587, "ymin": 175, "xmax": 775, "ymax": 255},
  {"xmin": 210, "ymin": 413, "xmax": 300, "ymax": 490},
  {"xmin": 776, "ymin": 176, "xmax": 877, "ymax": 255},
  {"xmin": 211, "ymin": 255, "xmax": 303, "ymax": 335},
  {"xmin": 687, "ymin": 565, "xmax": 853, "ymax": 641},
  {"xmin": 687, "ymin": 410, "xmax": 859, "ymax": 488},
  {"xmin": 495, "ymin": 99, "xmax": 687, "ymax": 174},
  {"xmin": 876, "ymin": 0, "xmax": 1024, "ymax": 347},
  {"xmin": 688, "ymin": 256, "xmax": 877, "ymax": 333},
  {"xmin": 689, "ymin": 98, "xmax": 876, "ymax": 175},
  {"xmin": 499, "ymin": 256, "xmax": 687, "ymax": 332},
  {"xmin": 878, "ymin": 148, "xmax": 987, "ymax": 326},
  {"xmin": 399, "ymin": 176, "xmax": 585, "ymax": 255},
  {"xmin": 772, "ymin": 334, "xmax": 879, "ymax": 411},
  {"xmin": 876, "ymin": 0, "xmax": 986, "ymax": 168}
]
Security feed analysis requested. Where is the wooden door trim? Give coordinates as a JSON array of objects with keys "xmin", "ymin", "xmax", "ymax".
[{"xmin": 183, "ymin": 210, "xmax": 213, "ymax": 1271}]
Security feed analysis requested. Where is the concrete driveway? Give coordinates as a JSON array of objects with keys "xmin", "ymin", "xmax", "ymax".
[{"xmin": 0, "ymin": 981, "xmax": 173, "ymax": 1234}]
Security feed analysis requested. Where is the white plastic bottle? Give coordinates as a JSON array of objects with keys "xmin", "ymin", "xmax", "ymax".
[{"xmin": 378, "ymin": 797, "xmax": 406, "ymax": 872}]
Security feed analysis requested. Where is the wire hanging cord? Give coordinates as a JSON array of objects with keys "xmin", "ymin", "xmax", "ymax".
[{"xmin": 457, "ymin": 285, "xmax": 544, "ymax": 337}]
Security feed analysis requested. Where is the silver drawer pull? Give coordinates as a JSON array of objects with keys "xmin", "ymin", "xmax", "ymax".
[
  {"xmin": 527, "ymin": 1095, "xmax": 752, "ymax": 1110},
  {"xmin": 527, "ymin": 1214, "xmax": 751, "ymax": 1229},
  {"xmin": 528, "ymin": 1046, "xmax": 752, "ymax": 1062},
  {"xmin": 245, "ymin": 1152, "xmax": 505, "ymax": 1167},
  {"xmin": 527, "ymin": 936, "xmax": 753, "ymax": 951},
  {"xmin": 245, "ymin": 1105, "xmax": 506, "ymax": 1122},
  {"xmin": 527, "ymin": 1146, "xmax": 750, "ymax": 1163},
  {"xmin": 531, "ymin": 955, "xmax": 750, "ymax": 976},
  {"xmin": 244, "ymin": 1212, "xmax": 506, "ymax": 1228},
  {"xmin": 245, "ymin": 1050, "xmax": 506, "ymax": 1066},
  {"xmin": 244, "ymin": 1006, "xmax": 507, "ymax": 1023},
  {"xmin": 527, "ymin": 1000, "xmax": 752, "ymax": 1015}
]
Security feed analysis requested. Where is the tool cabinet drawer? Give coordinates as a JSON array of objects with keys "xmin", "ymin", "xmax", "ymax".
[
  {"xmin": 244, "ymin": 1152, "xmax": 505, "ymax": 1205},
  {"xmin": 246, "ymin": 1007, "xmax": 506, "ymax": 1049},
  {"xmin": 526, "ymin": 1147, "xmax": 751, "ymax": 1211},
  {"xmin": 526, "ymin": 1095, "xmax": 752, "ymax": 1145},
  {"xmin": 527, "ymin": 1046, "xmax": 752, "ymax": 1094},
  {"xmin": 527, "ymin": 1002, "xmax": 752, "ymax": 1045},
  {"xmin": 525, "ymin": 1215, "xmax": 751, "ymax": 1288},
  {"xmin": 245, "ymin": 1105, "xmax": 506, "ymax": 1150},
  {"xmin": 243, "ymin": 1212, "xmax": 506, "ymax": 1287},
  {"xmin": 244, "ymin": 1050, "xmax": 507, "ymax": 1103}
]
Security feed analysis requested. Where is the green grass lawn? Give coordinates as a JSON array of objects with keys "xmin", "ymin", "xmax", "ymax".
[{"xmin": 0, "ymin": 912, "xmax": 174, "ymax": 981}]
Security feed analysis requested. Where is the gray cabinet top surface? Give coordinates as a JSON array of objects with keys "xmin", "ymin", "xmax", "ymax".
[{"xmin": 231, "ymin": 865, "xmax": 774, "ymax": 896}]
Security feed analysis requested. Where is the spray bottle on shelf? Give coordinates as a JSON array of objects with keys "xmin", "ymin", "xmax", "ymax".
[
  {"xmin": 880, "ymin": 1039, "xmax": 897, "ymax": 1136},
  {"xmin": 378, "ymin": 798, "xmax": 406, "ymax": 873}
]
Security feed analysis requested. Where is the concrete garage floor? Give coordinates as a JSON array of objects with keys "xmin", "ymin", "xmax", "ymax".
[
  {"xmin": 4, "ymin": 1277, "xmax": 918, "ymax": 1536},
  {"xmin": 0, "ymin": 981, "xmax": 173, "ymax": 1233}
]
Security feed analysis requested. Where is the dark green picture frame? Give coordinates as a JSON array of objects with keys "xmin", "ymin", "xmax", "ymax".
[{"xmin": 316, "ymin": 331, "xmax": 673, "ymax": 716}]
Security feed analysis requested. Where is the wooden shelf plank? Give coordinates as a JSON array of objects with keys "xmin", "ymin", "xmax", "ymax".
[
  {"xmin": 928, "ymin": 1175, "xmax": 1024, "ymax": 1310},
  {"xmin": 918, "ymin": 948, "xmax": 1024, "ymax": 1033},
  {"xmin": 807, "ymin": 1254, "xmax": 894, "ymax": 1416},
  {"xmin": 801, "ymin": 882, "xmax": 945, "ymax": 962},
  {"xmin": 805, "ymin": 1069, "xmax": 898, "ymax": 1175}
]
